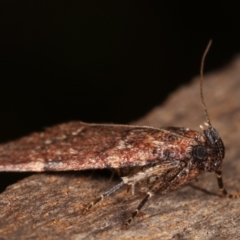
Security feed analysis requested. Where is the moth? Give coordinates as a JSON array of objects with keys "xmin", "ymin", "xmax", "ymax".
[{"xmin": 0, "ymin": 41, "xmax": 237, "ymax": 228}]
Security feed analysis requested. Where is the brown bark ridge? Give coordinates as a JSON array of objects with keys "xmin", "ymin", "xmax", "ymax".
[{"xmin": 1, "ymin": 58, "xmax": 240, "ymax": 240}]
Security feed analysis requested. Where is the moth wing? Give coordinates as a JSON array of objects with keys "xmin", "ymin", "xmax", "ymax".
[{"xmin": 0, "ymin": 122, "xmax": 195, "ymax": 172}]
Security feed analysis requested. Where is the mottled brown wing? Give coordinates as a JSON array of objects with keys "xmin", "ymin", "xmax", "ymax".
[{"xmin": 0, "ymin": 122, "xmax": 198, "ymax": 172}]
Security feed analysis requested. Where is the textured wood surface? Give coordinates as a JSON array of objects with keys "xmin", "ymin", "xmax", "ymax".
[{"xmin": 1, "ymin": 58, "xmax": 240, "ymax": 239}]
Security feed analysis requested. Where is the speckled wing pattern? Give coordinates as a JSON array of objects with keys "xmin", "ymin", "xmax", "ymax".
[{"xmin": 0, "ymin": 121, "xmax": 203, "ymax": 172}]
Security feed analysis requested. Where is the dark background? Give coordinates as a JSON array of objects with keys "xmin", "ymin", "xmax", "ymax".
[{"xmin": 0, "ymin": 1, "xmax": 240, "ymax": 191}]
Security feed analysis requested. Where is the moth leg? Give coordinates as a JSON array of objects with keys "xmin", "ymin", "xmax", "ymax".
[
  {"xmin": 215, "ymin": 170, "xmax": 239, "ymax": 198},
  {"xmin": 109, "ymin": 171, "xmax": 115, "ymax": 182},
  {"xmin": 83, "ymin": 181, "xmax": 124, "ymax": 214},
  {"xmin": 123, "ymin": 165, "xmax": 186, "ymax": 228},
  {"xmin": 122, "ymin": 179, "xmax": 167, "ymax": 229},
  {"xmin": 122, "ymin": 191, "xmax": 153, "ymax": 229}
]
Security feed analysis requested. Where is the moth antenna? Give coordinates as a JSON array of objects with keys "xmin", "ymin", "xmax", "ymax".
[{"xmin": 200, "ymin": 40, "xmax": 212, "ymax": 126}]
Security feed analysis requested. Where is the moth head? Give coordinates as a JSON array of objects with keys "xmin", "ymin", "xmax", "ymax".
[{"xmin": 192, "ymin": 124, "xmax": 225, "ymax": 172}]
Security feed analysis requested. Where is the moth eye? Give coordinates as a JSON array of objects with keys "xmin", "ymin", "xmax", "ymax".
[{"xmin": 192, "ymin": 145, "xmax": 207, "ymax": 161}]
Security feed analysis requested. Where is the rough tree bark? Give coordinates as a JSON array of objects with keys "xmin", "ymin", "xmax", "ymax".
[{"xmin": 1, "ymin": 58, "xmax": 240, "ymax": 240}]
